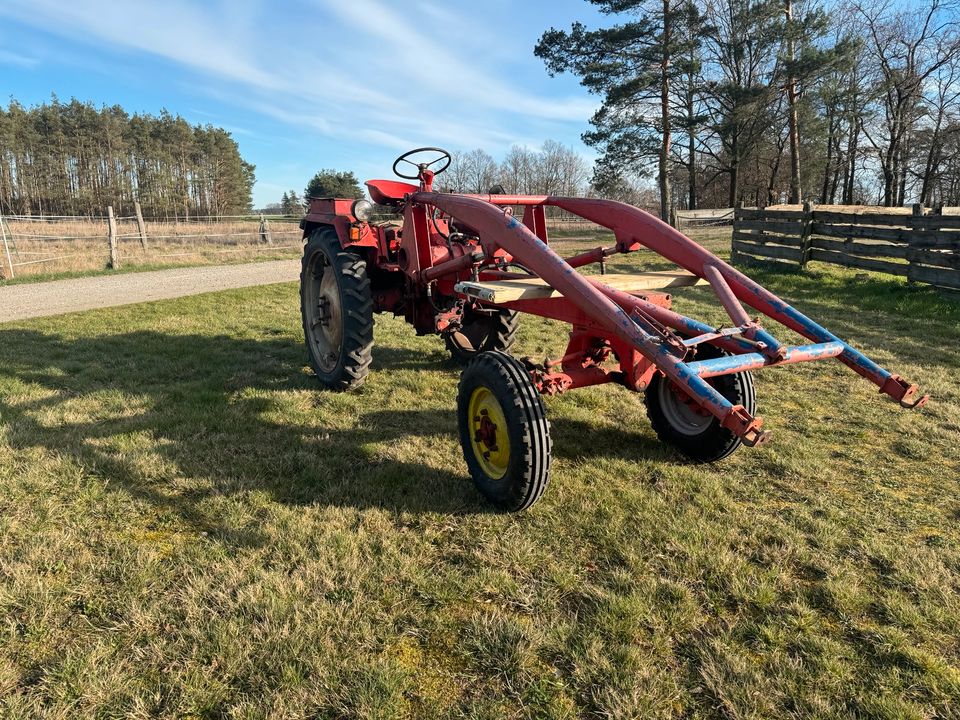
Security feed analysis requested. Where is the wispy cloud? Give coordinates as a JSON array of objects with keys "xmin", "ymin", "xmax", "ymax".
[
  {"xmin": 0, "ymin": 49, "xmax": 39, "ymax": 68},
  {"xmin": 322, "ymin": 0, "xmax": 595, "ymax": 124},
  {"xmin": 0, "ymin": 0, "xmax": 597, "ymax": 203}
]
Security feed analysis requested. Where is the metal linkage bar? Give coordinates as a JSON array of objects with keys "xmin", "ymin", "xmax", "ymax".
[
  {"xmin": 545, "ymin": 197, "xmax": 927, "ymax": 408},
  {"xmin": 686, "ymin": 342, "xmax": 844, "ymax": 378},
  {"xmin": 416, "ymin": 191, "xmax": 770, "ymax": 445},
  {"xmin": 702, "ymin": 263, "xmax": 752, "ymax": 328}
]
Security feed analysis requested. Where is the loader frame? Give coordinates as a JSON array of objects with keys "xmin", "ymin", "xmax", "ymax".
[
  {"xmin": 406, "ymin": 186, "xmax": 927, "ymax": 447},
  {"xmin": 302, "ymin": 151, "xmax": 927, "ymax": 452}
]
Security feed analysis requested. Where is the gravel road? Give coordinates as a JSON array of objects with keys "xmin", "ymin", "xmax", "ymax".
[{"xmin": 0, "ymin": 260, "xmax": 300, "ymax": 323}]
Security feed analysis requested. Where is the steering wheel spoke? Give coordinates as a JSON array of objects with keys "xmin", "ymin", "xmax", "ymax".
[{"xmin": 392, "ymin": 147, "xmax": 452, "ymax": 180}]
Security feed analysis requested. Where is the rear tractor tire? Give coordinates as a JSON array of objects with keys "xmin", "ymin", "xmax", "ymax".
[
  {"xmin": 445, "ymin": 306, "xmax": 519, "ymax": 363},
  {"xmin": 645, "ymin": 344, "xmax": 756, "ymax": 462},
  {"xmin": 300, "ymin": 228, "xmax": 374, "ymax": 391},
  {"xmin": 457, "ymin": 351, "xmax": 551, "ymax": 512}
]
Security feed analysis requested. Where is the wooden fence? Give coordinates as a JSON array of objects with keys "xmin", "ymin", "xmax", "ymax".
[{"xmin": 731, "ymin": 203, "xmax": 960, "ymax": 290}]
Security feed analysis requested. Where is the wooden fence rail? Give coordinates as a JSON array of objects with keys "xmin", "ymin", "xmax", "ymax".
[{"xmin": 731, "ymin": 203, "xmax": 960, "ymax": 290}]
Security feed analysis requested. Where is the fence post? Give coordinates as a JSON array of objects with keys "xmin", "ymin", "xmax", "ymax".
[
  {"xmin": 134, "ymin": 201, "xmax": 148, "ymax": 250},
  {"xmin": 730, "ymin": 201, "xmax": 744, "ymax": 265},
  {"xmin": 906, "ymin": 203, "xmax": 927, "ymax": 285},
  {"xmin": 798, "ymin": 200, "xmax": 814, "ymax": 269},
  {"xmin": 107, "ymin": 205, "xmax": 119, "ymax": 269},
  {"xmin": 259, "ymin": 214, "xmax": 273, "ymax": 244},
  {"xmin": 0, "ymin": 213, "xmax": 14, "ymax": 279}
]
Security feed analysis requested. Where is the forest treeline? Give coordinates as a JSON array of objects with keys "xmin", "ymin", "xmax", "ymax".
[
  {"xmin": 534, "ymin": 0, "xmax": 960, "ymax": 218},
  {"xmin": 0, "ymin": 98, "xmax": 255, "ymax": 218}
]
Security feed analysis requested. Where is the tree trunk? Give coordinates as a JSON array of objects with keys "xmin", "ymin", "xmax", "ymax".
[
  {"xmin": 828, "ymin": 145, "xmax": 842, "ymax": 204},
  {"xmin": 767, "ymin": 153, "xmax": 782, "ymax": 206},
  {"xmin": 687, "ymin": 73, "xmax": 697, "ymax": 210},
  {"xmin": 844, "ymin": 116, "xmax": 859, "ymax": 204},
  {"xmin": 821, "ymin": 105, "xmax": 835, "ymax": 203},
  {"xmin": 729, "ymin": 161, "xmax": 739, "ymax": 207},
  {"xmin": 785, "ymin": 0, "xmax": 802, "ymax": 203},
  {"xmin": 659, "ymin": 0, "xmax": 673, "ymax": 223},
  {"xmin": 919, "ymin": 109, "xmax": 944, "ymax": 205},
  {"xmin": 882, "ymin": 114, "xmax": 900, "ymax": 206},
  {"xmin": 897, "ymin": 139, "xmax": 908, "ymax": 206}
]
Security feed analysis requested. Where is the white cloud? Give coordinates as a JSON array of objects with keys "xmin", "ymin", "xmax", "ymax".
[
  {"xmin": 0, "ymin": 0, "xmax": 597, "ymax": 196},
  {"xmin": 322, "ymin": 0, "xmax": 595, "ymax": 123},
  {"xmin": 0, "ymin": 49, "xmax": 39, "ymax": 68}
]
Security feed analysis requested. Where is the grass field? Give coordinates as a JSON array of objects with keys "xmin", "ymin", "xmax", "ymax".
[{"xmin": 1, "ymin": 230, "xmax": 959, "ymax": 718}]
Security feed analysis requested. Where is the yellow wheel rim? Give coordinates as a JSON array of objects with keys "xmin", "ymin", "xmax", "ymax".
[{"xmin": 468, "ymin": 386, "xmax": 510, "ymax": 480}]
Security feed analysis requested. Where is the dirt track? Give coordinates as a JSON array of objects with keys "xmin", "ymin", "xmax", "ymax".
[{"xmin": 0, "ymin": 260, "xmax": 300, "ymax": 323}]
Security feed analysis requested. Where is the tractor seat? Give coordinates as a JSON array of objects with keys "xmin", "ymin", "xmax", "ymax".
[{"xmin": 366, "ymin": 179, "xmax": 419, "ymax": 205}]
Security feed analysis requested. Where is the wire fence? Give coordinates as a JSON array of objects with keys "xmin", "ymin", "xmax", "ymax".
[
  {"xmin": 0, "ymin": 207, "xmax": 304, "ymax": 279},
  {"xmin": 675, "ymin": 208, "xmax": 735, "ymax": 229},
  {"xmin": 0, "ymin": 205, "xmax": 738, "ymax": 280}
]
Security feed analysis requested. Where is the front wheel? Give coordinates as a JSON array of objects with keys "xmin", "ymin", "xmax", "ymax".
[
  {"xmin": 457, "ymin": 351, "xmax": 552, "ymax": 511},
  {"xmin": 445, "ymin": 306, "xmax": 519, "ymax": 363},
  {"xmin": 300, "ymin": 228, "xmax": 374, "ymax": 390},
  {"xmin": 645, "ymin": 344, "xmax": 756, "ymax": 462}
]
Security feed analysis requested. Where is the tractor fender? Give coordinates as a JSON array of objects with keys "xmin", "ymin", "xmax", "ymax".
[
  {"xmin": 301, "ymin": 216, "xmax": 353, "ymax": 248},
  {"xmin": 300, "ymin": 219, "xmax": 380, "ymax": 275},
  {"xmin": 302, "ymin": 215, "xmax": 381, "ymax": 254}
]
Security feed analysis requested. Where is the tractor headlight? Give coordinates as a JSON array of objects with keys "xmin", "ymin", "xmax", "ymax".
[{"xmin": 351, "ymin": 199, "xmax": 374, "ymax": 222}]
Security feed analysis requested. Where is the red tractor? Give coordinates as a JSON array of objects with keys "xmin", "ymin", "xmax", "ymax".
[{"xmin": 300, "ymin": 147, "xmax": 927, "ymax": 511}]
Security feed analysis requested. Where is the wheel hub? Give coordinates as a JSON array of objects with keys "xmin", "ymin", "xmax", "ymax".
[
  {"xmin": 659, "ymin": 379, "xmax": 714, "ymax": 436},
  {"xmin": 316, "ymin": 297, "xmax": 332, "ymax": 325},
  {"xmin": 467, "ymin": 387, "xmax": 510, "ymax": 479},
  {"xmin": 307, "ymin": 252, "xmax": 343, "ymax": 372}
]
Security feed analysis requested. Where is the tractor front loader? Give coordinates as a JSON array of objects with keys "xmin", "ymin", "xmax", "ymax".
[{"xmin": 299, "ymin": 147, "xmax": 928, "ymax": 511}]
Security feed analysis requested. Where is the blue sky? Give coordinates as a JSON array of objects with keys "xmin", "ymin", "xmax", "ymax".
[{"xmin": 0, "ymin": 0, "xmax": 605, "ymax": 207}]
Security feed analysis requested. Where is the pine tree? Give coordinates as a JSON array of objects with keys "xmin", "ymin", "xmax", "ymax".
[
  {"xmin": 536, "ymin": 0, "xmax": 706, "ymax": 221},
  {"xmin": 304, "ymin": 169, "xmax": 364, "ymax": 199},
  {"xmin": 0, "ymin": 98, "xmax": 256, "ymax": 217},
  {"xmin": 780, "ymin": 0, "xmax": 850, "ymax": 203}
]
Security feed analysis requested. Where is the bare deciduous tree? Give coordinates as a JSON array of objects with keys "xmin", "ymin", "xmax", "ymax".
[{"xmin": 856, "ymin": 0, "xmax": 960, "ymax": 205}]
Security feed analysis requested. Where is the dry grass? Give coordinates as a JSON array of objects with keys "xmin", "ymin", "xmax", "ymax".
[
  {"xmin": 1, "ymin": 229, "xmax": 959, "ymax": 717},
  {"xmin": 1, "ymin": 218, "xmax": 302, "ymax": 278}
]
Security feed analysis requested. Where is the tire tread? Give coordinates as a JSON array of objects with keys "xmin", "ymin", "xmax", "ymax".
[{"xmin": 300, "ymin": 228, "xmax": 374, "ymax": 391}]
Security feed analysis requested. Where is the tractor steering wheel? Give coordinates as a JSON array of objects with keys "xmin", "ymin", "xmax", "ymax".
[{"xmin": 392, "ymin": 147, "xmax": 452, "ymax": 180}]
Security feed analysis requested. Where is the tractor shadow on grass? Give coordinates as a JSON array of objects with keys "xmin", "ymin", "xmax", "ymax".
[{"xmin": 0, "ymin": 327, "xmax": 663, "ymax": 545}]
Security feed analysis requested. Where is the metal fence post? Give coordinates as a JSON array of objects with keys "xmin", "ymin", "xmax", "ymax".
[{"xmin": 107, "ymin": 206, "xmax": 119, "ymax": 269}]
